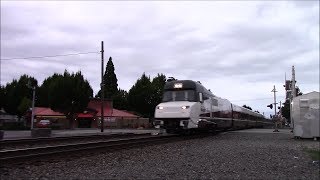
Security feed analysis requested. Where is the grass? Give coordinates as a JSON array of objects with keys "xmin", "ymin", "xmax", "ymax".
[{"xmin": 305, "ymin": 149, "xmax": 320, "ymax": 161}]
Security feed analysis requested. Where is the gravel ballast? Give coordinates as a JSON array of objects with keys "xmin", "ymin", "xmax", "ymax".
[{"xmin": 1, "ymin": 129, "xmax": 319, "ymax": 179}]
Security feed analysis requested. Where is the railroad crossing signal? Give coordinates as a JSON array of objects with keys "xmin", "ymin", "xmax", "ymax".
[{"xmin": 267, "ymin": 104, "xmax": 273, "ymax": 109}]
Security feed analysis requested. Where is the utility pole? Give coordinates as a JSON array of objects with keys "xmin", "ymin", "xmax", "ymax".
[
  {"xmin": 27, "ymin": 80, "xmax": 36, "ymax": 129},
  {"xmin": 100, "ymin": 41, "xmax": 105, "ymax": 132},
  {"xmin": 272, "ymin": 85, "xmax": 277, "ymax": 117},
  {"xmin": 31, "ymin": 86, "xmax": 35, "ymax": 129},
  {"xmin": 290, "ymin": 65, "xmax": 296, "ymax": 131},
  {"xmin": 292, "ymin": 66, "xmax": 296, "ymax": 98},
  {"xmin": 279, "ymin": 101, "xmax": 282, "ymax": 128},
  {"xmin": 271, "ymin": 85, "xmax": 279, "ymax": 132},
  {"xmin": 279, "ymin": 101, "xmax": 282, "ymax": 114}
]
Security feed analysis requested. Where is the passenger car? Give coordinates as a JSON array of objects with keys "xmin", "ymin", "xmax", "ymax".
[{"xmin": 36, "ymin": 119, "xmax": 51, "ymax": 128}]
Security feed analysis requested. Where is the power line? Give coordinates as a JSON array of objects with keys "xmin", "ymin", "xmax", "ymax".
[
  {"xmin": 0, "ymin": 51, "xmax": 100, "ymax": 61},
  {"xmin": 231, "ymin": 96, "xmax": 285, "ymax": 102}
]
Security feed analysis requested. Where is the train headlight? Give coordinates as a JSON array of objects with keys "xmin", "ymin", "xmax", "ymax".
[
  {"xmin": 181, "ymin": 106, "xmax": 190, "ymax": 109},
  {"xmin": 157, "ymin": 106, "xmax": 164, "ymax": 110}
]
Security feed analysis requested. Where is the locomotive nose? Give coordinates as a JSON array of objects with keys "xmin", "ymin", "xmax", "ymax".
[{"xmin": 155, "ymin": 101, "xmax": 196, "ymax": 118}]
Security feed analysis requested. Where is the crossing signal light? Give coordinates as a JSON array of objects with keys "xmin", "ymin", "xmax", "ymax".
[{"xmin": 267, "ymin": 104, "xmax": 273, "ymax": 109}]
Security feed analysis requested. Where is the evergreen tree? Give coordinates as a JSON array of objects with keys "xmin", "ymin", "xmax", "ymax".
[
  {"xmin": 104, "ymin": 57, "xmax": 118, "ymax": 99},
  {"xmin": 95, "ymin": 57, "xmax": 130, "ymax": 110},
  {"xmin": 281, "ymin": 88, "xmax": 303, "ymax": 123},
  {"xmin": 96, "ymin": 57, "xmax": 118, "ymax": 99},
  {"xmin": 0, "ymin": 85, "xmax": 5, "ymax": 109},
  {"xmin": 3, "ymin": 75, "xmax": 38, "ymax": 117},
  {"xmin": 127, "ymin": 73, "xmax": 166, "ymax": 117},
  {"xmin": 150, "ymin": 73, "xmax": 166, "ymax": 115},
  {"xmin": 17, "ymin": 97, "xmax": 32, "ymax": 116},
  {"xmin": 281, "ymin": 99, "xmax": 290, "ymax": 121},
  {"xmin": 113, "ymin": 88, "xmax": 129, "ymax": 110},
  {"xmin": 296, "ymin": 86, "xmax": 303, "ymax": 96},
  {"xmin": 37, "ymin": 73, "xmax": 61, "ymax": 107},
  {"xmin": 3, "ymin": 80, "xmax": 18, "ymax": 114},
  {"xmin": 128, "ymin": 73, "xmax": 152, "ymax": 117},
  {"xmin": 49, "ymin": 70, "xmax": 93, "ymax": 128}
]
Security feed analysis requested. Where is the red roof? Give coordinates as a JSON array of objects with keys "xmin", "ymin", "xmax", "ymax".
[
  {"xmin": 30, "ymin": 99, "xmax": 139, "ymax": 118},
  {"xmin": 33, "ymin": 107, "xmax": 65, "ymax": 116},
  {"xmin": 77, "ymin": 113, "xmax": 94, "ymax": 118},
  {"xmin": 88, "ymin": 99, "xmax": 139, "ymax": 118},
  {"xmin": 110, "ymin": 109, "xmax": 139, "ymax": 118}
]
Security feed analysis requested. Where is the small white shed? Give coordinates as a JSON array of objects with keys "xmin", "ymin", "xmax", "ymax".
[{"xmin": 292, "ymin": 91, "xmax": 319, "ymax": 138}]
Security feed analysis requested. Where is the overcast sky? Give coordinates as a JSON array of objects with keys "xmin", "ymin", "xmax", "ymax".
[{"xmin": 1, "ymin": 1, "xmax": 319, "ymax": 117}]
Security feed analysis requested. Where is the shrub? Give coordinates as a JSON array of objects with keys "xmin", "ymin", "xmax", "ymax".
[{"xmin": 2, "ymin": 122, "xmax": 28, "ymax": 130}]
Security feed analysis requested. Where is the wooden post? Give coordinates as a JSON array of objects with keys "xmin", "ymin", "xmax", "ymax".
[{"xmin": 100, "ymin": 41, "xmax": 104, "ymax": 132}]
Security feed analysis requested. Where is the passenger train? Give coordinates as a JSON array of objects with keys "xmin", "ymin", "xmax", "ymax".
[{"xmin": 154, "ymin": 80, "xmax": 273, "ymax": 134}]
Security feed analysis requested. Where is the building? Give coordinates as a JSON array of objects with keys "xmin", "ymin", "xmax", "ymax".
[
  {"xmin": 0, "ymin": 109, "xmax": 20, "ymax": 127},
  {"xmin": 25, "ymin": 99, "xmax": 150, "ymax": 129},
  {"xmin": 25, "ymin": 107, "xmax": 67, "ymax": 129}
]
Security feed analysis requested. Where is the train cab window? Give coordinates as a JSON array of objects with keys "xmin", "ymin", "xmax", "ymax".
[
  {"xmin": 203, "ymin": 93, "xmax": 209, "ymax": 100},
  {"xmin": 162, "ymin": 90, "xmax": 196, "ymax": 102},
  {"xmin": 212, "ymin": 99, "xmax": 218, "ymax": 106}
]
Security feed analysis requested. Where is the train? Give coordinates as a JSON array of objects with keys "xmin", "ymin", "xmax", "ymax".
[{"xmin": 154, "ymin": 80, "xmax": 273, "ymax": 134}]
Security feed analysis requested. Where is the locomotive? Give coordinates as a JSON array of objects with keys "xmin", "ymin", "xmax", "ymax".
[{"xmin": 154, "ymin": 80, "xmax": 272, "ymax": 134}]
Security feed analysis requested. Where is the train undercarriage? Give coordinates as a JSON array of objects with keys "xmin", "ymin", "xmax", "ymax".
[{"xmin": 154, "ymin": 118, "xmax": 270, "ymax": 134}]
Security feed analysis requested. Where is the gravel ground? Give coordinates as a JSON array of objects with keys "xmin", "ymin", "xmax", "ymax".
[{"xmin": 1, "ymin": 129, "xmax": 319, "ymax": 180}]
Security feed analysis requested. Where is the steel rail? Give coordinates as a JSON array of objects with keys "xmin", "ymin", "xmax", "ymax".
[
  {"xmin": 0, "ymin": 134, "xmax": 181, "ymax": 161},
  {"xmin": 0, "ymin": 133, "xmax": 151, "ymax": 146}
]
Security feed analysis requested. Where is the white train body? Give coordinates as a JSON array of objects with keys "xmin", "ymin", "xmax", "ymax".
[
  {"xmin": 155, "ymin": 101, "xmax": 201, "ymax": 129},
  {"xmin": 154, "ymin": 80, "xmax": 271, "ymax": 133}
]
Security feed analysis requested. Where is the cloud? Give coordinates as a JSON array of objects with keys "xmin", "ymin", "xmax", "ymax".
[{"xmin": 1, "ymin": 1, "xmax": 319, "ymax": 115}]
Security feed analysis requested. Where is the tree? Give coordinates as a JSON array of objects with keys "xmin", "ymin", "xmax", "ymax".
[
  {"xmin": 296, "ymin": 86, "xmax": 303, "ymax": 96},
  {"xmin": 17, "ymin": 97, "xmax": 32, "ymax": 116},
  {"xmin": 150, "ymin": 73, "xmax": 166, "ymax": 115},
  {"xmin": 127, "ymin": 73, "xmax": 166, "ymax": 118},
  {"xmin": 37, "ymin": 73, "xmax": 62, "ymax": 107},
  {"xmin": 96, "ymin": 57, "xmax": 118, "ymax": 99},
  {"xmin": 281, "ymin": 99, "xmax": 290, "ymax": 121},
  {"xmin": 95, "ymin": 57, "xmax": 129, "ymax": 110},
  {"xmin": 113, "ymin": 88, "xmax": 129, "ymax": 110},
  {"xmin": 104, "ymin": 57, "xmax": 118, "ymax": 99},
  {"xmin": 0, "ymin": 85, "xmax": 5, "ymax": 109},
  {"xmin": 3, "ymin": 75, "xmax": 38, "ymax": 117},
  {"xmin": 128, "ymin": 73, "xmax": 152, "ymax": 117},
  {"xmin": 49, "ymin": 70, "xmax": 93, "ymax": 128},
  {"xmin": 281, "ymin": 88, "xmax": 303, "ymax": 123},
  {"xmin": 242, "ymin": 105, "xmax": 252, "ymax": 110}
]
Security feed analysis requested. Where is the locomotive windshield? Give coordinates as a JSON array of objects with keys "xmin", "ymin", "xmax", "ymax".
[{"xmin": 162, "ymin": 90, "xmax": 196, "ymax": 102}]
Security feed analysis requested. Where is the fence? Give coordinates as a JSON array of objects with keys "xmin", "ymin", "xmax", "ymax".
[{"xmin": 104, "ymin": 117, "xmax": 151, "ymax": 128}]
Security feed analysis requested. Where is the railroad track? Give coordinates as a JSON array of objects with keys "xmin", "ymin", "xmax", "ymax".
[
  {"xmin": 0, "ymin": 133, "xmax": 152, "ymax": 150},
  {"xmin": 0, "ymin": 134, "xmax": 186, "ymax": 162}
]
